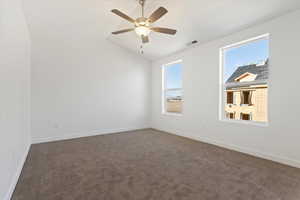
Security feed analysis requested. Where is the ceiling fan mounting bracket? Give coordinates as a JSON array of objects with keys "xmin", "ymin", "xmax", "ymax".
[{"xmin": 139, "ymin": 0, "xmax": 146, "ymax": 7}]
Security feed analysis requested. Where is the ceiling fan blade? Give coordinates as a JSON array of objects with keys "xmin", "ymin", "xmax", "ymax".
[
  {"xmin": 148, "ymin": 7, "xmax": 168, "ymax": 23},
  {"xmin": 142, "ymin": 35, "xmax": 149, "ymax": 43},
  {"xmin": 111, "ymin": 9, "xmax": 135, "ymax": 23},
  {"xmin": 151, "ymin": 27, "xmax": 177, "ymax": 35},
  {"xmin": 112, "ymin": 28, "xmax": 134, "ymax": 34}
]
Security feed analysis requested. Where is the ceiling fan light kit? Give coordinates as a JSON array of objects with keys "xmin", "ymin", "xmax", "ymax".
[
  {"xmin": 135, "ymin": 24, "xmax": 151, "ymax": 37},
  {"xmin": 111, "ymin": 0, "xmax": 177, "ymax": 44}
]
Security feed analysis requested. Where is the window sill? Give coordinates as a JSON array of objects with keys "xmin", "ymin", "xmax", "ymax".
[
  {"xmin": 220, "ymin": 118, "xmax": 268, "ymax": 127},
  {"xmin": 162, "ymin": 112, "xmax": 183, "ymax": 117}
]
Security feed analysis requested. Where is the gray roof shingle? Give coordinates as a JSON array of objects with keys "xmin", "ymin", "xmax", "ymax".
[{"xmin": 226, "ymin": 64, "xmax": 269, "ymax": 83}]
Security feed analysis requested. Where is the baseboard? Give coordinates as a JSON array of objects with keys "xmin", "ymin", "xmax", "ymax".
[
  {"xmin": 5, "ymin": 144, "xmax": 31, "ymax": 200},
  {"xmin": 32, "ymin": 126, "xmax": 150, "ymax": 144},
  {"xmin": 152, "ymin": 127, "xmax": 300, "ymax": 169}
]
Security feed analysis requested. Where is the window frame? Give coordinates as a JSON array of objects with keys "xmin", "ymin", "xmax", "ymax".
[
  {"xmin": 219, "ymin": 34, "xmax": 269, "ymax": 127},
  {"xmin": 162, "ymin": 59, "xmax": 183, "ymax": 116}
]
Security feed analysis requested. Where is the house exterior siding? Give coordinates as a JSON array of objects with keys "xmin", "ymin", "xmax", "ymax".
[{"xmin": 225, "ymin": 85, "xmax": 268, "ymax": 122}]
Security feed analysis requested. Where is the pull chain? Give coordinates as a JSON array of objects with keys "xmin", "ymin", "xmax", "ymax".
[{"xmin": 140, "ymin": 45, "xmax": 144, "ymax": 54}]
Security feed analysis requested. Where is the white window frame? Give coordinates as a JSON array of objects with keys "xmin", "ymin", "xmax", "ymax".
[
  {"xmin": 162, "ymin": 60, "xmax": 183, "ymax": 116},
  {"xmin": 219, "ymin": 34, "xmax": 269, "ymax": 127}
]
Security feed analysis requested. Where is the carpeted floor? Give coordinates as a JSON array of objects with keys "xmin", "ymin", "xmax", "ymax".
[{"xmin": 12, "ymin": 129, "xmax": 300, "ymax": 200}]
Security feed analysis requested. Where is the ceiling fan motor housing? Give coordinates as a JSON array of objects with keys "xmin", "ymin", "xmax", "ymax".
[{"xmin": 135, "ymin": 17, "xmax": 149, "ymax": 27}]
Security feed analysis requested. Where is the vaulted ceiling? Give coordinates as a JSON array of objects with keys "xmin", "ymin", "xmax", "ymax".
[{"xmin": 24, "ymin": 0, "xmax": 300, "ymax": 60}]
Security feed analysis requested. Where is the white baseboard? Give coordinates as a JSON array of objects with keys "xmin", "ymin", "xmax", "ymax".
[
  {"xmin": 152, "ymin": 127, "xmax": 300, "ymax": 169},
  {"xmin": 32, "ymin": 126, "xmax": 150, "ymax": 144},
  {"xmin": 5, "ymin": 144, "xmax": 30, "ymax": 200}
]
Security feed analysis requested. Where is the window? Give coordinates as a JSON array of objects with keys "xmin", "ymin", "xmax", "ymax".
[
  {"xmin": 220, "ymin": 34, "xmax": 269, "ymax": 124},
  {"xmin": 162, "ymin": 60, "xmax": 183, "ymax": 114},
  {"xmin": 241, "ymin": 91, "xmax": 252, "ymax": 105},
  {"xmin": 230, "ymin": 113, "xmax": 235, "ymax": 119},
  {"xmin": 240, "ymin": 113, "xmax": 251, "ymax": 121},
  {"xmin": 226, "ymin": 112, "xmax": 235, "ymax": 119},
  {"xmin": 227, "ymin": 92, "xmax": 233, "ymax": 104}
]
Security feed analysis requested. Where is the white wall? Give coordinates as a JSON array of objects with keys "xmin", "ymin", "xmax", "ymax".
[
  {"xmin": 151, "ymin": 10, "xmax": 300, "ymax": 168},
  {"xmin": 28, "ymin": 25, "xmax": 151, "ymax": 143},
  {"xmin": 0, "ymin": 0, "xmax": 31, "ymax": 199}
]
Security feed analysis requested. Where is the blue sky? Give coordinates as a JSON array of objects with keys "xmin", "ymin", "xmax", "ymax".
[
  {"xmin": 224, "ymin": 38, "xmax": 269, "ymax": 82},
  {"xmin": 165, "ymin": 62, "xmax": 182, "ymax": 98},
  {"xmin": 165, "ymin": 62, "xmax": 182, "ymax": 89}
]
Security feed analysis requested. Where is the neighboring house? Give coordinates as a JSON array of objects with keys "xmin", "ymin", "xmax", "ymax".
[
  {"xmin": 166, "ymin": 96, "xmax": 183, "ymax": 113},
  {"xmin": 224, "ymin": 61, "xmax": 268, "ymax": 122}
]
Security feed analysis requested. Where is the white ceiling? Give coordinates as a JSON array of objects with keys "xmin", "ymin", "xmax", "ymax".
[
  {"xmin": 108, "ymin": 0, "xmax": 300, "ymax": 60},
  {"xmin": 24, "ymin": 0, "xmax": 300, "ymax": 60}
]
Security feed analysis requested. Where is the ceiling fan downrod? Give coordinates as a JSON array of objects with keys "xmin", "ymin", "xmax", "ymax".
[{"xmin": 139, "ymin": 0, "xmax": 145, "ymax": 17}]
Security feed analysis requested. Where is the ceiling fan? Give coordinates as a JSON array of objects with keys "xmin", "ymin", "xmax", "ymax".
[{"xmin": 111, "ymin": 0, "xmax": 177, "ymax": 44}]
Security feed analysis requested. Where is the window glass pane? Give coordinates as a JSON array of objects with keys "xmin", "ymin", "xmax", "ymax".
[
  {"xmin": 165, "ymin": 62, "xmax": 182, "ymax": 89},
  {"xmin": 223, "ymin": 36, "xmax": 269, "ymax": 123},
  {"xmin": 165, "ymin": 90, "xmax": 183, "ymax": 113},
  {"xmin": 223, "ymin": 38, "xmax": 269, "ymax": 83}
]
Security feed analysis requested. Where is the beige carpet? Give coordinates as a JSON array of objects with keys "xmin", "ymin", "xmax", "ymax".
[{"xmin": 12, "ymin": 129, "xmax": 300, "ymax": 200}]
